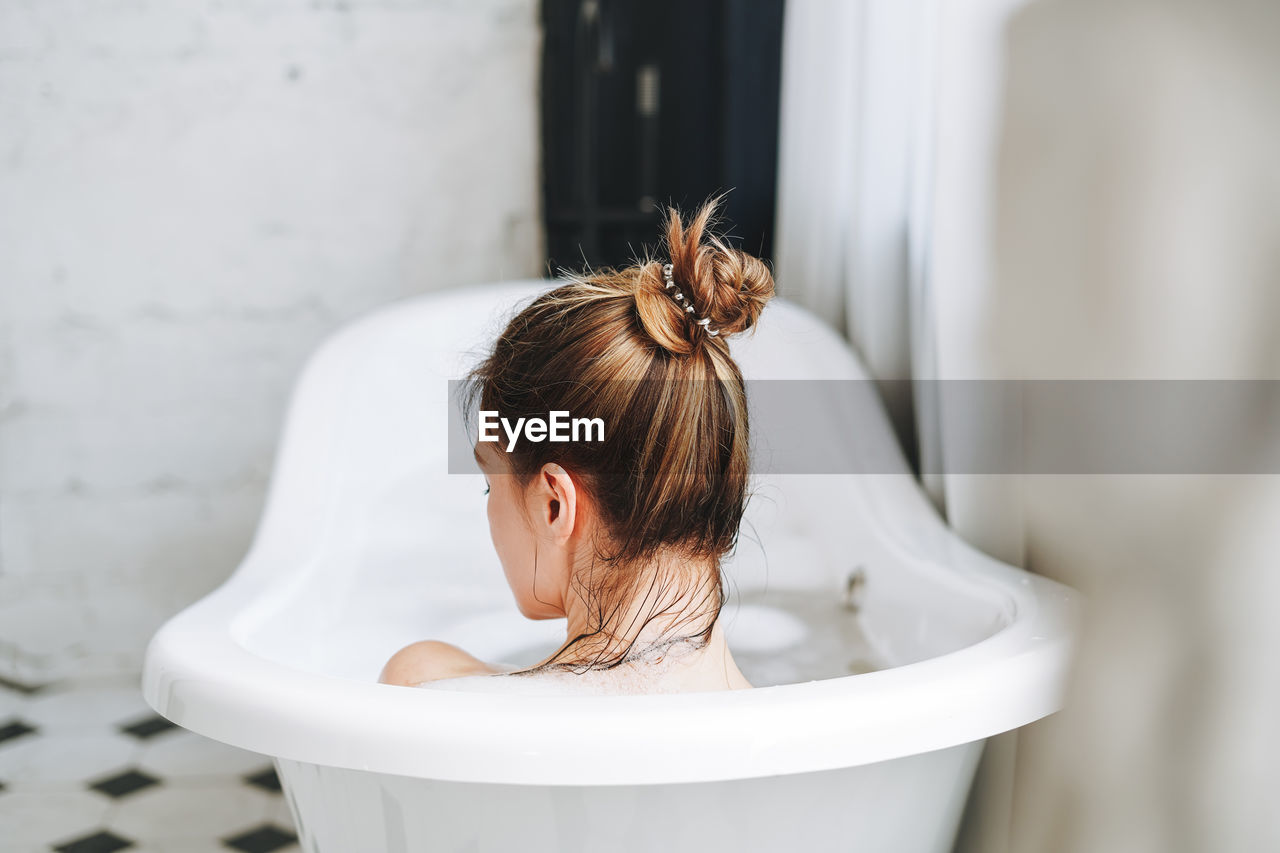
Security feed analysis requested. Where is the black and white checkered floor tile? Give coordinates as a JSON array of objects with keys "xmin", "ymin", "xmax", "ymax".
[{"xmin": 0, "ymin": 674, "xmax": 299, "ymax": 853}]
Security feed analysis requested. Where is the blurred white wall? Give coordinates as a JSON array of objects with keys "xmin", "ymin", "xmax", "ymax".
[
  {"xmin": 0, "ymin": 1, "xmax": 544, "ymax": 685},
  {"xmin": 776, "ymin": 0, "xmax": 1280, "ymax": 849},
  {"xmin": 986, "ymin": 2, "xmax": 1280, "ymax": 851}
]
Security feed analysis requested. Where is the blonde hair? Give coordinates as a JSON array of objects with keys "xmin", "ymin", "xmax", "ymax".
[{"xmin": 462, "ymin": 193, "xmax": 776, "ymax": 670}]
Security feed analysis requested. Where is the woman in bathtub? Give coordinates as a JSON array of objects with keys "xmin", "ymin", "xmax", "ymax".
[{"xmin": 379, "ymin": 194, "xmax": 770, "ymax": 695}]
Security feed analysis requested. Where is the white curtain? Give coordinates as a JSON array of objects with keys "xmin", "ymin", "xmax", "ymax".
[
  {"xmin": 773, "ymin": 5, "xmax": 1035, "ymax": 850},
  {"xmin": 773, "ymin": 0, "xmax": 1030, "ymax": 567},
  {"xmin": 773, "ymin": 0, "xmax": 922, "ymax": 497}
]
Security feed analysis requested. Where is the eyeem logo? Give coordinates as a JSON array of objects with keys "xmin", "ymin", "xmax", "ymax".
[{"xmin": 478, "ymin": 410, "xmax": 606, "ymax": 452}]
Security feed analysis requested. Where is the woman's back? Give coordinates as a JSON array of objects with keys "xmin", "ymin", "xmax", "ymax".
[{"xmin": 417, "ymin": 627, "xmax": 753, "ymax": 696}]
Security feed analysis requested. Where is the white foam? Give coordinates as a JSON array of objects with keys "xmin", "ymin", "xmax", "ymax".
[
  {"xmin": 415, "ymin": 671, "xmax": 606, "ymax": 696},
  {"xmin": 416, "ymin": 666, "xmax": 677, "ymax": 696}
]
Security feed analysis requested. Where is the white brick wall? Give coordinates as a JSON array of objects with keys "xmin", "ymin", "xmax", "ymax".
[{"xmin": 0, "ymin": 0, "xmax": 545, "ymax": 683}]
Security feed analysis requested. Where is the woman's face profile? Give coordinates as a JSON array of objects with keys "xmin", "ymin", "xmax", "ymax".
[{"xmin": 475, "ymin": 442, "xmax": 559, "ymax": 619}]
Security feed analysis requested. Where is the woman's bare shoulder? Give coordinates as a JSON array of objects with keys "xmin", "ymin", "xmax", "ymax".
[{"xmin": 378, "ymin": 640, "xmax": 507, "ymax": 686}]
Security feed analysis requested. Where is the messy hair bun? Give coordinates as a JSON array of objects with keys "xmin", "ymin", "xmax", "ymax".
[
  {"xmin": 633, "ymin": 195, "xmax": 776, "ymax": 356},
  {"xmin": 461, "ymin": 192, "xmax": 773, "ymax": 672}
]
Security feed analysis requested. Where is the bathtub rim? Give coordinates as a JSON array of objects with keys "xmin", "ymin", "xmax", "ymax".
[
  {"xmin": 143, "ymin": 525, "xmax": 1077, "ymax": 787},
  {"xmin": 141, "ymin": 280, "xmax": 1083, "ymax": 787}
]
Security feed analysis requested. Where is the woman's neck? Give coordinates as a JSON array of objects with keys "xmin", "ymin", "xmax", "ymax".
[{"xmin": 535, "ymin": 556, "xmax": 752, "ymax": 690}]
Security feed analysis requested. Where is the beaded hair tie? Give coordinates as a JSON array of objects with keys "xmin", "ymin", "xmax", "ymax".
[{"xmin": 662, "ymin": 263, "xmax": 720, "ymax": 337}]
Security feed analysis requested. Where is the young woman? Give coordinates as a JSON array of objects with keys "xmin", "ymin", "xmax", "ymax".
[{"xmin": 380, "ymin": 194, "xmax": 774, "ymax": 695}]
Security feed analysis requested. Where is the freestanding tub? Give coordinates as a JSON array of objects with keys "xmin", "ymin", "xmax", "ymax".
[{"xmin": 143, "ymin": 279, "xmax": 1079, "ymax": 853}]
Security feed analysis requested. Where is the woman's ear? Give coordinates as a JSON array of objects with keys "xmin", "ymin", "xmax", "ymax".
[{"xmin": 535, "ymin": 463, "xmax": 578, "ymax": 544}]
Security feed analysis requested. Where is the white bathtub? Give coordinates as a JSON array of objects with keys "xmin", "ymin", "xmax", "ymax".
[{"xmin": 143, "ymin": 280, "xmax": 1079, "ymax": 853}]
